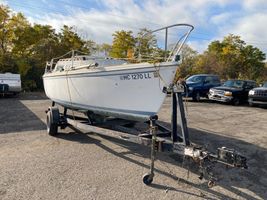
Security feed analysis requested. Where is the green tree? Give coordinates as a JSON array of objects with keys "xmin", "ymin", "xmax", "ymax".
[
  {"xmin": 0, "ymin": 5, "xmax": 10, "ymax": 54},
  {"xmin": 194, "ymin": 34, "xmax": 266, "ymax": 82},
  {"xmin": 176, "ymin": 44, "xmax": 198, "ymax": 79},
  {"xmin": 110, "ymin": 30, "xmax": 136, "ymax": 58},
  {"xmin": 135, "ymin": 28, "xmax": 157, "ymax": 60},
  {"xmin": 29, "ymin": 24, "xmax": 61, "ymax": 62},
  {"xmin": 59, "ymin": 25, "xmax": 88, "ymax": 52},
  {"xmin": 0, "ymin": 6, "xmax": 30, "ymax": 74},
  {"xmin": 0, "ymin": 5, "xmax": 96, "ymax": 91},
  {"xmin": 10, "ymin": 21, "xmax": 61, "ymax": 89},
  {"xmin": 100, "ymin": 43, "xmax": 112, "ymax": 57},
  {"xmin": 84, "ymin": 40, "xmax": 97, "ymax": 55},
  {"xmin": 239, "ymin": 45, "xmax": 266, "ymax": 81}
]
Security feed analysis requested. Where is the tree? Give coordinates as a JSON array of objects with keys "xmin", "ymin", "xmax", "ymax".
[
  {"xmin": 0, "ymin": 5, "xmax": 10, "ymax": 54},
  {"xmin": 0, "ymin": 6, "xmax": 31, "ymax": 74},
  {"xmin": 59, "ymin": 25, "xmax": 88, "ymax": 52},
  {"xmin": 84, "ymin": 40, "xmax": 97, "ymax": 55},
  {"xmin": 0, "ymin": 5, "xmax": 96, "ymax": 91},
  {"xmin": 100, "ymin": 43, "xmax": 112, "ymax": 57},
  {"xmin": 239, "ymin": 45, "xmax": 266, "ymax": 81},
  {"xmin": 175, "ymin": 44, "xmax": 198, "ymax": 79},
  {"xmin": 29, "ymin": 24, "xmax": 61, "ymax": 62},
  {"xmin": 193, "ymin": 34, "xmax": 266, "ymax": 82},
  {"xmin": 135, "ymin": 28, "xmax": 157, "ymax": 60},
  {"xmin": 110, "ymin": 30, "xmax": 136, "ymax": 58}
]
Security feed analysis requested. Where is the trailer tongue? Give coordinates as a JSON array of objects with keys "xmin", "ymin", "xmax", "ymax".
[{"xmin": 45, "ymin": 82, "xmax": 247, "ymax": 187}]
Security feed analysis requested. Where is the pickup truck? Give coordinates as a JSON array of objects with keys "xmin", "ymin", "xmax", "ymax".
[{"xmin": 208, "ymin": 79, "xmax": 257, "ymax": 105}]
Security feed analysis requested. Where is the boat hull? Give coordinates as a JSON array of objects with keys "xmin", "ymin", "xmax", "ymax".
[{"xmin": 43, "ymin": 62, "xmax": 178, "ymax": 121}]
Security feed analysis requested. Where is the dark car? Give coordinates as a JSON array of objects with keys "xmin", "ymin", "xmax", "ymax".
[
  {"xmin": 248, "ymin": 81, "xmax": 267, "ymax": 106},
  {"xmin": 208, "ymin": 80, "xmax": 257, "ymax": 105},
  {"xmin": 185, "ymin": 74, "xmax": 221, "ymax": 101}
]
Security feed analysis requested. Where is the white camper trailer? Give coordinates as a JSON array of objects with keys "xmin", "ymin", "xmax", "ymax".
[{"xmin": 0, "ymin": 73, "xmax": 21, "ymax": 95}]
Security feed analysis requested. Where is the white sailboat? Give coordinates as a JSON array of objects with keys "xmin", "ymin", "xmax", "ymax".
[{"xmin": 43, "ymin": 24, "xmax": 194, "ymax": 121}]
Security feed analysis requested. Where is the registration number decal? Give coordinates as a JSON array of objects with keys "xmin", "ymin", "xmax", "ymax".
[{"xmin": 120, "ymin": 73, "xmax": 152, "ymax": 80}]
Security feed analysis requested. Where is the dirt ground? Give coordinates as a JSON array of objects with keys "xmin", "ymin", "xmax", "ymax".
[{"xmin": 0, "ymin": 93, "xmax": 266, "ymax": 200}]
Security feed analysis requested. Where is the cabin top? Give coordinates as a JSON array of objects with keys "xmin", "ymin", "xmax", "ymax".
[{"xmin": 53, "ymin": 56, "xmax": 127, "ymax": 72}]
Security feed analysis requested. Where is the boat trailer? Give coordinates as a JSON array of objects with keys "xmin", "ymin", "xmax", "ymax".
[{"xmin": 46, "ymin": 83, "xmax": 247, "ymax": 187}]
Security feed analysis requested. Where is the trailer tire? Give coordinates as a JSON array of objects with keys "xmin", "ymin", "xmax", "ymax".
[
  {"xmin": 142, "ymin": 173, "xmax": 153, "ymax": 185},
  {"xmin": 46, "ymin": 107, "xmax": 59, "ymax": 136},
  {"xmin": 208, "ymin": 180, "xmax": 215, "ymax": 188}
]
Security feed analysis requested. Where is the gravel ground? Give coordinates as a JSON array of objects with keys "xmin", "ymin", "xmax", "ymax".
[{"xmin": 0, "ymin": 93, "xmax": 266, "ymax": 200}]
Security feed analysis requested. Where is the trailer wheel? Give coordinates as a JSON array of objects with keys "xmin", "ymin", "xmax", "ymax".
[
  {"xmin": 142, "ymin": 173, "xmax": 153, "ymax": 185},
  {"xmin": 208, "ymin": 180, "xmax": 215, "ymax": 188},
  {"xmin": 46, "ymin": 107, "xmax": 59, "ymax": 136}
]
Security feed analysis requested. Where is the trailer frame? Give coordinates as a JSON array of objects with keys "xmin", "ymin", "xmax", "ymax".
[{"xmin": 45, "ymin": 83, "xmax": 247, "ymax": 186}]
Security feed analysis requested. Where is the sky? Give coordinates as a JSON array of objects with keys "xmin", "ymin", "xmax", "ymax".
[{"xmin": 1, "ymin": 0, "xmax": 267, "ymax": 56}]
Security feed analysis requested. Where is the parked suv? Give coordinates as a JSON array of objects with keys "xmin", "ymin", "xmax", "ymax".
[
  {"xmin": 248, "ymin": 81, "xmax": 267, "ymax": 106},
  {"xmin": 185, "ymin": 74, "xmax": 221, "ymax": 101},
  {"xmin": 208, "ymin": 80, "xmax": 257, "ymax": 105}
]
